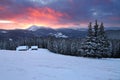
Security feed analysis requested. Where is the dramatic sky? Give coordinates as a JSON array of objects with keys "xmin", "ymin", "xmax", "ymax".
[{"xmin": 0, "ymin": 0, "xmax": 120, "ymax": 29}]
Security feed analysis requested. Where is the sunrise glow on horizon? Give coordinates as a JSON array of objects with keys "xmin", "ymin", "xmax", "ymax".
[{"xmin": 0, "ymin": 0, "xmax": 120, "ymax": 29}]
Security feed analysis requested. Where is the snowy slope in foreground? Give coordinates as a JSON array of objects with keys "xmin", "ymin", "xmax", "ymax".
[{"xmin": 0, "ymin": 49, "xmax": 120, "ymax": 80}]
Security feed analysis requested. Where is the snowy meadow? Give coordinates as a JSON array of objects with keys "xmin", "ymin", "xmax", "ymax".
[{"xmin": 0, "ymin": 49, "xmax": 120, "ymax": 80}]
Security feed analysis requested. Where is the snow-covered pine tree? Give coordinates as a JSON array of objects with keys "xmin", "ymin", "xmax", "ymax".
[
  {"xmin": 80, "ymin": 20, "xmax": 111, "ymax": 58},
  {"xmin": 98, "ymin": 22, "xmax": 111, "ymax": 57},
  {"xmin": 92, "ymin": 20, "xmax": 101, "ymax": 57},
  {"xmin": 80, "ymin": 22, "xmax": 95, "ymax": 57},
  {"xmin": 94, "ymin": 20, "xmax": 99, "ymax": 37}
]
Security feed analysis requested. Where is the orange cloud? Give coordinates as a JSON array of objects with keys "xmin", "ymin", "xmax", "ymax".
[
  {"xmin": 28, "ymin": 7, "xmax": 65, "ymax": 20},
  {"xmin": 0, "ymin": 7, "xmax": 71, "ymax": 29},
  {"xmin": 25, "ymin": 7, "xmax": 70, "ymax": 26}
]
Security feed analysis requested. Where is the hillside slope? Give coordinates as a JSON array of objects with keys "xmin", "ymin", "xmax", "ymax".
[{"xmin": 0, "ymin": 49, "xmax": 120, "ymax": 80}]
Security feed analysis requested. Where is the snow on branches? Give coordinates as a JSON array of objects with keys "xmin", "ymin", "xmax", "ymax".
[{"xmin": 80, "ymin": 20, "xmax": 111, "ymax": 58}]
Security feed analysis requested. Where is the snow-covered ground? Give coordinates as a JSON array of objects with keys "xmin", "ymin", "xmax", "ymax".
[{"xmin": 0, "ymin": 49, "xmax": 120, "ymax": 80}]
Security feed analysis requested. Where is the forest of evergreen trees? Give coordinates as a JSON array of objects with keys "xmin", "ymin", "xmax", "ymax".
[{"xmin": 0, "ymin": 21, "xmax": 120, "ymax": 58}]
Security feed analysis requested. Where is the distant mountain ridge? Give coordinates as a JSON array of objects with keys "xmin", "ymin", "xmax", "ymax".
[{"xmin": 0, "ymin": 25, "xmax": 120, "ymax": 41}]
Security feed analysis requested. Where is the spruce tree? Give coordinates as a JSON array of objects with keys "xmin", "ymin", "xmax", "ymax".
[
  {"xmin": 80, "ymin": 22, "xmax": 95, "ymax": 57},
  {"xmin": 80, "ymin": 20, "xmax": 111, "ymax": 58},
  {"xmin": 88, "ymin": 22, "xmax": 93, "ymax": 38},
  {"xmin": 99, "ymin": 22, "xmax": 105, "ymax": 39},
  {"xmin": 98, "ymin": 22, "xmax": 111, "ymax": 57},
  {"xmin": 94, "ymin": 20, "xmax": 99, "ymax": 37}
]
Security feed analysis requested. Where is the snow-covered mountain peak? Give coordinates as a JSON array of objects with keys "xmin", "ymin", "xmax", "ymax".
[
  {"xmin": 27, "ymin": 25, "xmax": 45, "ymax": 31},
  {"xmin": 27, "ymin": 25, "xmax": 40, "ymax": 31},
  {"xmin": 1, "ymin": 31, "xmax": 8, "ymax": 33},
  {"xmin": 54, "ymin": 32, "xmax": 68, "ymax": 38}
]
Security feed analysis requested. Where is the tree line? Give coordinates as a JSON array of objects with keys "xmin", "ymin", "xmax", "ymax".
[{"xmin": 0, "ymin": 37, "xmax": 120, "ymax": 58}]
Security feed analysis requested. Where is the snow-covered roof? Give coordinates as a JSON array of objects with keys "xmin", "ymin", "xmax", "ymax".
[
  {"xmin": 31, "ymin": 46, "xmax": 38, "ymax": 49},
  {"xmin": 16, "ymin": 46, "xmax": 29, "ymax": 50}
]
